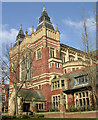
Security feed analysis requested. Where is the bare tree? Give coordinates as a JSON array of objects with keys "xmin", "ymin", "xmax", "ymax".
[
  {"xmin": 0, "ymin": 42, "xmax": 33, "ymax": 116},
  {"xmin": 81, "ymin": 9, "xmax": 97, "ymax": 109}
]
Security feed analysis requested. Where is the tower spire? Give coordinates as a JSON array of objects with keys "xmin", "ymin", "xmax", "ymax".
[
  {"xmin": 43, "ymin": 5, "xmax": 46, "ymax": 11},
  {"xmin": 36, "ymin": 6, "xmax": 54, "ymax": 31},
  {"xmin": 20, "ymin": 24, "xmax": 22, "ymax": 30}
]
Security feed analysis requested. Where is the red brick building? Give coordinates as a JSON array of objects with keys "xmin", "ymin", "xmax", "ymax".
[{"xmin": 8, "ymin": 7, "xmax": 97, "ymax": 115}]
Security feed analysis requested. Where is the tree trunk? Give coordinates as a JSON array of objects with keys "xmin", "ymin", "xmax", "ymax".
[{"xmin": 15, "ymin": 85, "xmax": 18, "ymax": 116}]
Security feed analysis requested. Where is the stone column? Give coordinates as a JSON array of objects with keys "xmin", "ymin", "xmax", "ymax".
[
  {"xmin": 66, "ymin": 49, "xmax": 69, "ymax": 62},
  {"xmin": 60, "ymin": 94, "xmax": 65, "ymax": 112},
  {"xmin": 75, "ymin": 53, "xmax": 78, "ymax": 61},
  {"xmin": 30, "ymin": 102, "xmax": 34, "ymax": 112},
  {"xmin": 18, "ymin": 98, "xmax": 22, "ymax": 115}
]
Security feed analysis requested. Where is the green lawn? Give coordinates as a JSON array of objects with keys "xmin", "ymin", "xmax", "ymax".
[{"xmin": 10, "ymin": 118, "xmax": 98, "ymax": 120}]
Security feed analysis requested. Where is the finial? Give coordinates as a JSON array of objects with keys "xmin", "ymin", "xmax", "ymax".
[
  {"xmin": 32, "ymin": 26, "xmax": 34, "ymax": 34},
  {"xmin": 20, "ymin": 24, "xmax": 22, "ymax": 30},
  {"xmin": 25, "ymin": 29, "xmax": 28, "ymax": 36},
  {"xmin": 43, "ymin": 5, "xmax": 46, "ymax": 11},
  {"xmin": 56, "ymin": 24, "xmax": 58, "ymax": 31}
]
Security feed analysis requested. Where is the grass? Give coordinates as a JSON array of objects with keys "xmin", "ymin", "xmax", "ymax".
[{"xmin": 10, "ymin": 118, "xmax": 98, "ymax": 120}]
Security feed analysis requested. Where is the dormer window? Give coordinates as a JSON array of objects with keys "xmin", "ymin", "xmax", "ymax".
[{"xmin": 75, "ymin": 75, "xmax": 89, "ymax": 86}]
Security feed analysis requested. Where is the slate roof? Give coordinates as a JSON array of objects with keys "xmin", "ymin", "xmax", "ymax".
[
  {"xmin": 18, "ymin": 89, "xmax": 46, "ymax": 102},
  {"xmin": 36, "ymin": 7, "xmax": 54, "ymax": 31}
]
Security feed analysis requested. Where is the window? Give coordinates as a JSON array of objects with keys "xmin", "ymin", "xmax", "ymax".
[
  {"xmin": 23, "ymin": 103, "xmax": 30, "ymax": 112},
  {"xmin": 58, "ymin": 63, "xmax": 60, "ymax": 68},
  {"xmin": 55, "ymin": 63, "xmax": 60, "ymax": 68},
  {"xmin": 61, "ymin": 53, "xmax": 65, "ymax": 63},
  {"xmin": 42, "ymin": 103, "xmax": 43, "ymax": 109},
  {"xmin": 75, "ymin": 75, "xmax": 89, "ymax": 86},
  {"xmin": 69, "ymin": 55, "xmax": 75, "ymax": 61},
  {"xmin": 86, "ymin": 92, "xmax": 88, "ymax": 97},
  {"xmin": 78, "ymin": 58, "xmax": 82, "ymax": 61},
  {"xmin": 55, "ymin": 63, "xmax": 57, "ymax": 68},
  {"xmin": 52, "ymin": 82, "xmax": 54, "ymax": 89},
  {"xmin": 36, "ymin": 103, "xmax": 44, "ymax": 111},
  {"xmin": 49, "ymin": 63, "xmax": 52, "ymax": 68},
  {"xmin": 65, "ymin": 69, "xmax": 67, "ymax": 73},
  {"xmin": 55, "ymin": 82, "xmax": 57, "ymax": 88},
  {"xmin": 79, "ymin": 93, "xmax": 81, "ymax": 98},
  {"xmin": 52, "ymin": 95, "xmax": 60, "ymax": 110},
  {"xmin": 61, "ymin": 80, "xmax": 65, "ymax": 88},
  {"xmin": 74, "ymin": 91, "xmax": 90, "ymax": 108},
  {"xmin": 39, "ymin": 104, "xmax": 41, "ymax": 109},
  {"xmin": 52, "ymin": 80, "xmax": 60, "ymax": 90},
  {"xmin": 21, "ymin": 54, "xmax": 33, "ymax": 81},
  {"xmin": 37, "ymin": 49, "xmax": 41, "ymax": 60},
  {"xmin": 86, "ymin": 98, "xmax": 89, "ymax": 106},
  {"xmin": 39, "ymin": 85, "xmax": 41, "ymax": 89},
  {"xmin": 76, "ymin": 68, "xmax": 79, "ymax": 70},
  {"xmin": 30, "ymin": 69, "xmax": 33, "ymax": 78},
  {"xmin": 57, "ymin": 81, "xmax": 60, "ymax": 88},
  {"xmin": 50, "ymin": 48, "xmax": 54, "ymax": 58},
  {"xmin": 72, "ymin": 68, "xmax": 75, "ymax": 71}
]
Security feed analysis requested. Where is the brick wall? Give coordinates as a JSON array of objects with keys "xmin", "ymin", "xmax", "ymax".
[{"xmin": 44, "ymin": 111, "xmax": 97, "ymax": 118}]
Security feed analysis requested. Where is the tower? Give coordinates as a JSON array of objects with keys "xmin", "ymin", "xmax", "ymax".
[{"xmin": 9, "ymin": 6, "xmax": 63, "ymax": 114}]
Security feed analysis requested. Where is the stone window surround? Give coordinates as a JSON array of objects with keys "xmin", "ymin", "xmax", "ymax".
[
  {"xmin": 74, "ymin": 90, "xmax": 91, "ymax": 108},
  {"xmin": 20, "ymin": 54, "xmax": 33, "ymax": 81},
  {"xmin": 36, "ymin": 102, "xmax": 44, "ymax": 111},
  {"xmin": 52, "ymin": 94, "xmax": 60, "ymax": 110},
  {"xmin": 36, "ymin": 48, "xmax": 42, "ymax": 60},
  {"xmin": 51, "ymin": 79, "xmax": 66, "ymax": 90},
  {"xmin": 49, "ymin": 47, "xmax": 56, "ymax": 58}
]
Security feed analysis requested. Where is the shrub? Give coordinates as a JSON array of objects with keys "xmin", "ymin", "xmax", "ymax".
[
  {"xmin": 87, "ymin": 106, "xmax": 92, "ymax": 111},
  {"xmin": 49, "ymin": 108, "xmax": 55, "ymax": 112},
  {"xmin": 34, "ymin": 114, "xmax": 44, "ymax": 118},
  {"xmin": 18, "ymin": 115, "xmax": 30, "ymax": 119},
  {"xmin": 2, "ymin": 116, "xmax": 12, "ymax": 120},
  {"xmin": 68, "ymin": 105, "xmax": 75, "ymax": 112}
]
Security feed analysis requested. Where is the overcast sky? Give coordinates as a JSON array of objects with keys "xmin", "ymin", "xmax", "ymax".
[{"xmin": 1, "ymin": 2, "xmax": 96, "ymax": 51}]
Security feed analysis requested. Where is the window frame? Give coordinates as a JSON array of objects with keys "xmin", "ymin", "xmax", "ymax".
[
  {"xmin": 74, "ymin": 91, "xmax": 90, "ymax": 108},
  {"xmin": 50, "ymin": 48, "xmax": 55, "ymax": 58},
  {"xmin": 37, "ymin": 48, "xmax": 42, "ymax": 60}
]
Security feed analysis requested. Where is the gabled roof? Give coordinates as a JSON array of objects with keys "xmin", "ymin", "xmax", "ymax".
[{"xmin": 19, "ymin": 89, "xmax": 46, "ymax": 102}]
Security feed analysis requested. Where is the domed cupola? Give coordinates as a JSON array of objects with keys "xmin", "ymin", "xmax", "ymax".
[
  {"xmin": 13, "ymin": 25, "xmax": 25, "ymax": 47},
  {"xmin": 36, "ymin": 6, "xmax": 54, "ymax": 31}
]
